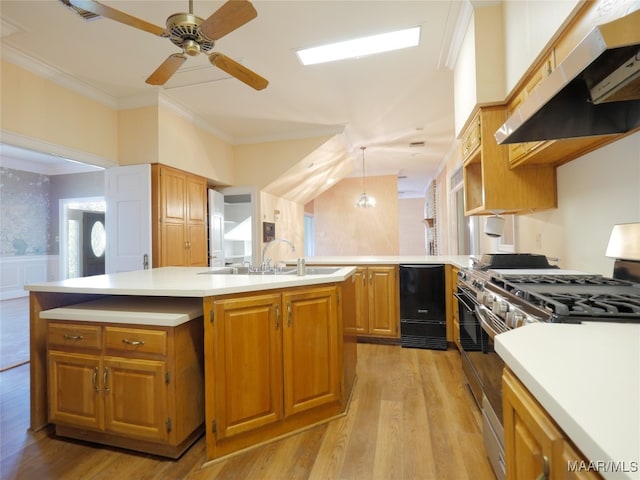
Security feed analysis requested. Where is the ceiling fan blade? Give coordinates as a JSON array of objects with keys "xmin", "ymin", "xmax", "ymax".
[
  {"xmin": 68, "ymin": 0, "xmax": 165, "ymax": 36},
  {"xmin": 209, "ymin": 53, "xmax": 268, "ymax": 91},
  {"xmin": 146, "ymin": 54, "xmax": 187, "ymax": 86},
  {"xmin": 200, "ymin": 0, "xmax": 257, "ymax": 41}
]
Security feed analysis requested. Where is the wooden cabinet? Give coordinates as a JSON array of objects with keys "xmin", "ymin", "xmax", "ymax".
[
  {"xmin": 462, "ymin": 105, "xmax": 557, "ymax": 215},
  {"xmin": 503, "ymin": 0, "xmax": 626, "ymax": 168},
  {"xmin": 152, "ymin": 164, "xmax": 207, "ymax": 267},
  {"xmin": 47, "ymin": 319, "xmax": 204, "ymax": 458},
  {"xmin": 503, "ymin": 368, "xmax": 603, "ymax": 480},
  {"xmin": 211, "ymin": 293, "xmax": 283, "ymax": 440},
  {"xmin": 353, "ymin": 265, "xmax": 399, "ymax": 339},
  {"xmin": 206, "ymin": 285, "xmax": 343, "ymax": 458}
]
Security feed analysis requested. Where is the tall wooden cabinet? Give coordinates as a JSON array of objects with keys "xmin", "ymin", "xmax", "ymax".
[
  {"xmin": 353, "ymin": 265, "xmax": 399, "ymax": 339},
  {"xmin": 152, "ymin": 164, "xmax": 208, "ymax": 267}
]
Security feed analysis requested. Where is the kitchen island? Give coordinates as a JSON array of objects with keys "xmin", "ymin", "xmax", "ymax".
[{"xmin": 26, "ymin": 265, "xmax": 358, "ymax": 461}]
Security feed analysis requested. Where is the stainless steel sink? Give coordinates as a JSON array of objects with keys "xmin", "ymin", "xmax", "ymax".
[
  {"xmin": 198, "ymin": 266, "xmax": 341, "ymax": 276},
  {"xmin": 198, "ymin": 266, "xmax": 297, "ymax": 275}
]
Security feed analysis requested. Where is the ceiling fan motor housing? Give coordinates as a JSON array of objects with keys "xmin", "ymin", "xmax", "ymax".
[{"xmin": 166, "ymin": 13, "xmax": 214, "ymax": 55}]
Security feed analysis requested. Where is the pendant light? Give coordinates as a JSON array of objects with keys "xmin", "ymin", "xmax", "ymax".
[{"xmin": 355, "ymin": 146, "xmax": 376, "ymax": 208}]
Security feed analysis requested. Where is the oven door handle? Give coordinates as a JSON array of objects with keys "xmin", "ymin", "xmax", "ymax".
[
  {"xmin": 454, "ymin": 292, "xmax": 478, "ymax": 312},
  {"xmin": 475, "ymin": 304, "xmax": 503, "ymax": 340}
]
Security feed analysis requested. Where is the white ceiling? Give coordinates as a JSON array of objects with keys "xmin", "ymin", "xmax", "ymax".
[{"xmin": 0, "ymin": 0, "xmax": 463, "ymax": 198}]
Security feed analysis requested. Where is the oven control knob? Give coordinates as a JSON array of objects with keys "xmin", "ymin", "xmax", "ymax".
[
  {"xmin": 493, "ymin": 299, "xmax": 508, "ymax": 315},
  {"xmin": 483, "ymin": 293, "xmax": 494, "ymax": 308}
]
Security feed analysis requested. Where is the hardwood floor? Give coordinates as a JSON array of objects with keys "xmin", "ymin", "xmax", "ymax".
[
  {"xmin": 0, "ymin": 297, "xmax": 30, "ymax": 371},
  {"xmin": 0, "ymin": 343, "xmax": 495, "ymax": 480}
]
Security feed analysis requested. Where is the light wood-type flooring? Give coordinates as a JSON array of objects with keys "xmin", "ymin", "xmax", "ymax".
[
  {"xmin": 0, "ymin": 343, "xmax": 495, "ymax": 480},
  {"xmin": 0, "ymin": 297, "xmax": 30, "ymax": 371}
]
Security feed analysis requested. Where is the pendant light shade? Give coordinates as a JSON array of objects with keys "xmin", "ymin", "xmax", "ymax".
[{"xmin": 355, "ymin": 146, "xmax": 376, "ymax": 208}]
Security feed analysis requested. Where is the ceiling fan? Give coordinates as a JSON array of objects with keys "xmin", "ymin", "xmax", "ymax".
[{"xmin": 62, "ymin": 0, "xmax": 268, "ymax": 90}]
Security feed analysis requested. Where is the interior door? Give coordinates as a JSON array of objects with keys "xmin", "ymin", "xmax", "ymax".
[
  {"xmin": 208, "ymin": 189, "xmax": 225, "ymax": 267},
  {"xmin": 105, "ymin": 165, "xmax": 152, "ymax": 273}
]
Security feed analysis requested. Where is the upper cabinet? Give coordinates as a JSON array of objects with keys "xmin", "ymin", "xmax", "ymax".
[
  {"xmin": 500, "ymin": 0, "xmax": 639, "ymax": 167},
  {"xmin": 462, "ymin": 106, "xmax": 557, "ymax": 216}
]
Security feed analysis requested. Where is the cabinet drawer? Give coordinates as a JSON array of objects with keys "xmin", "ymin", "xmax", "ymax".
[
  {"xmin": 104, "ymin": 326, "xmax": 167, "ymax": 356},
  {"xmin": 462, "ymin": 112, "xmax": 481, "ymax": 162},
  {"xmin": 48, "ymin": 322, "xmax": 102, "ymax": 351}
]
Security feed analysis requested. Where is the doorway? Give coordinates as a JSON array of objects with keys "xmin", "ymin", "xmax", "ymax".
[{"xmin": 60, "ymin": 197, "xmax": 106, "ymax": 279}]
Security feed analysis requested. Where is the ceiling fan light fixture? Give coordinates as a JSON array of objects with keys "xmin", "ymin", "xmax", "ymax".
[
  {"xmin": 183, "ymin": 39, "xmax": 201, "ymax": 56},
  {"xmin": 297, "ymin": 26, "xmax": 420, "ymax": 66}
]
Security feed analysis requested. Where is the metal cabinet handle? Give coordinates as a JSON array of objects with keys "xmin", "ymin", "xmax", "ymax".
[
  {"xmin": 92, "ymin": 367, "xmax": 100, "ymax": 392},
  {"xmin": 103, "ymin": 368, "xmax": 110, "ymax": 393},
  {"xmin": 122, "ymin": 338, "xmax": 145, "ymax": 346},
  {"xmin": 63, "ymin": 334, "xmax": 84, "ymax": 341},
  {"xmin": 287, "ymin": 303, "xmax": 292, "ymax": 327},
  {"xmin": 535, "ymin": 455, "xmax": 550, "ymax": 480},
  {"xmin": 275, "ymin": 304, "xmax": 280, "ymax": 329}
]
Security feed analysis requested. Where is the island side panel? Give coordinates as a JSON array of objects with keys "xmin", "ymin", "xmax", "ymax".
[
  {"xmin": 29, "ymin": 291, "xmax": 105, "ymax": 431},
  {"xmin": 341, "ymin": 275, "xmax": 357, "ymax": 405}
]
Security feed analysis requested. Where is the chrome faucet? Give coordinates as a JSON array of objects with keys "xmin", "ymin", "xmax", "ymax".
[{"xmin": 261, "ymin": 238, "xmax": 296, "ymax": 272}]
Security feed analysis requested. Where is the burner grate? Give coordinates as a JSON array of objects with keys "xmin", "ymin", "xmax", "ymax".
[{"xmin": 533, "ymin": 292, "xmax": 640, "ymax": 317}]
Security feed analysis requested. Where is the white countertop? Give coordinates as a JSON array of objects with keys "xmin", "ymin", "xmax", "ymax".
[
  {"xmin": 39, "ymin": 296, "xmax": 204, "ymax": 327},
  {"xmin": 298, "ymin": 255, "xmax": 474, "ymax": 269},
  {"xmin": 25, "ymin": 266, "xmax": 356, "ymax": 297},
  {"xmin": 495, "ymin": 322, "xmax": 640, "ymax": 480}
]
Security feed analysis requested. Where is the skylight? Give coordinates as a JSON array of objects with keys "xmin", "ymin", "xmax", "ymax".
[{"xmin": 296, "ymin": 26, "xmax": 421, "ymax": 66}]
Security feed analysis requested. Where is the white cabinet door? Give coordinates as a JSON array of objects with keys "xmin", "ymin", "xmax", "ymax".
[
  {"xmin": 208, "ymin": 189, "xmax": 225, "ymax": 267},
  {"xmin": 105, "ymin": 165, "xmax": 152, "ymax": 273}
]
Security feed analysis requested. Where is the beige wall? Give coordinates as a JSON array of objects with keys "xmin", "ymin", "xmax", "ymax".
[
  {"xmin": 1, "ymin": 60, "xmax": 118, "ymax": 164},
  {"xmin": 260, "ymin": 192, "xmax": 304, "ymax": 263},
  {"xmin": 398, "ymin": 198, "xmax": 426, "ymax": 255},
  {"xmin": 313, "ymin": 175, "xmax": 399, "ymax": 255},
  {"xmin": 234, "ymin": 136, "xmax": 333, "ymax": 189},
  {"xmin": 516, "ymin": 132, "xmax": 640, "ymax": 275},
  {"xmin": 117, "ymin": 106, "xmax": 159, "ymax": 166},
  {"xmin": 158, "ymin": 106, "xmax": 235, "ymax": 185}
]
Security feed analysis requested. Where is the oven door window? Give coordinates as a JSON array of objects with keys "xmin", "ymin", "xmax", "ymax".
[{"xmin": 457, "ymin": 288, "xmax": 482, "ymax": 351}]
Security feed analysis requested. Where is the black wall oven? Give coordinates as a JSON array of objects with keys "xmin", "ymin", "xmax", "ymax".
[{"xmin": 456, "ymin": 283, "xmax": 506, "ymax": 480}]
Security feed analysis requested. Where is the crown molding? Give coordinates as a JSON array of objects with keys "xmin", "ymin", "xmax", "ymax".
[
  {"xmin": 442, "ymin": 0, "xmax": 473, "ymax": 70},
  {"xmin": 1, "ymin": 45, "xmax": 118, "ymax": 108}
]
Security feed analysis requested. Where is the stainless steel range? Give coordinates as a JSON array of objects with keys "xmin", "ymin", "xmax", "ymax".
[{"xmin": 457, "ymin": 245, "xmax": 640, "ymax": 480}]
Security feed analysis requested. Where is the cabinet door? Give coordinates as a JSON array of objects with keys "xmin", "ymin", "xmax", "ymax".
[
  {"xmin": 503, "ymin": 368, "xmax": 564, "ymax": 480},
  {"xmin": 353, "ymin": 267, "xmax": 369, "ymax": 334},
  {"xmin": 368, "ymin": 266, "xmax": 399, "ymax": 337},
  {"xmin": 103, "ymin": 357, "xmax": 168, "ymax": 442},
  {"xmin": 186, "ymin": 222, "xmax": 208, "ymax": 267},
  {"xmin": 282, "ymin": 286, "xmax": 340, "ymax": 416},
  {"xmin": 213, "ymin": 294, "xmax": 283, "ymax": 440},
  {"xmin": 48, "ymin": 351, "xmax": 104, "ymax": 431},
  {"xmin": 160, "ymin": 167, "xmax": 186, "ymax": 223},
  {"xmin": 160, "ymin": 222, "xmax": 187, "ymax": 266}
]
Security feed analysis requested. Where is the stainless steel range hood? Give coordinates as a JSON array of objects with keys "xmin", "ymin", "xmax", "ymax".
[{"xmin": 495, "ymin": 8, "xmax": 640, "ymax": 144}]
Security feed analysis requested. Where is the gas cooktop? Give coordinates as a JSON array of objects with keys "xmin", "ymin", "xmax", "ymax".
[{"xmin": 491, "ymin": 273, "xmax": 640, "ymax": 323}]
